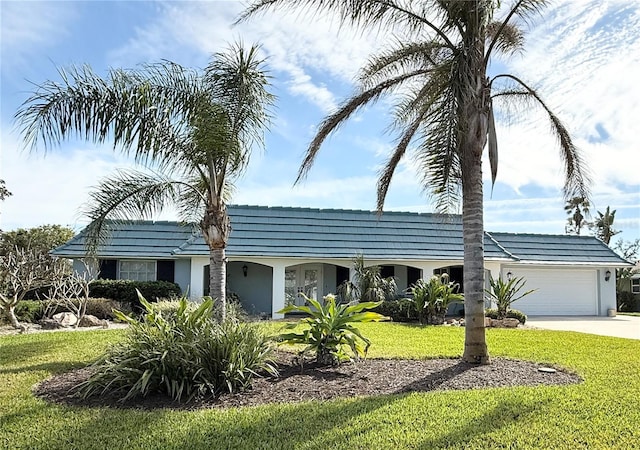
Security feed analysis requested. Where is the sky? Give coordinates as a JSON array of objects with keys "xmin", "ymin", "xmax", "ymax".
[{"xmin": 1, "ymin": 0, "xmax": 639, "ymax": 249}]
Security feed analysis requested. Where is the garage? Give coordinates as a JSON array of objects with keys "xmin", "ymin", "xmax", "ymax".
[{"xmin": 505, "ymin": 267, "xmax": 598, "ymax": 316}]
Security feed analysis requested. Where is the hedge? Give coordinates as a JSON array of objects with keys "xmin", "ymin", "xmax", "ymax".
[{"xmin": 89, "ymin": 280, "xmax": 181, "ymax": 310}]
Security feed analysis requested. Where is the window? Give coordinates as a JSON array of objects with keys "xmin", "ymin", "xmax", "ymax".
[
  {"xmin": 632, "ymin": 279, "xmax": 640, "ymax": 295},
  {"xmin": 119, "ymin": 260, "xmax": 156, "ymax": 281}
]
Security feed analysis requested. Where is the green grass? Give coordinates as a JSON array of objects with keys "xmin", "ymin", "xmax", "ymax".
[
  {"xmin": 1, "ymin": 324, "xmax": 639, "ymax": 449},
  {"xmin": 618, "ymin": 312, "xmax": 640, "ymax": 316}
]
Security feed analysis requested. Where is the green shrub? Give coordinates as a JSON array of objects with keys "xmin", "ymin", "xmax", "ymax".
[
  {"xmin": 85, "ymin": 298, "xmax": 131, "ymax": 320},
  {"xmin": 485, "ymin": 308, "xmax": 527, "ymax": 324},
  {"xmin": 76, "ymin": 293, "xmax": 277, "ymax": 402},
  {"xmin": 617, "ymin": 291, "xmax": 639, "ymax": 312},
  {"xmin": 409, "ymin": 275, "xmax": 463, "ymax": 325},
  {"xmin": 372, "ymin": 299, "xmax": 418, "ymax": 322},
  {"xmin": 89, "ymin": 280, "xmax": 181, "ymax": 310},
  {"xmin": 8, "ymin": 300, "xmax": 44, "ymax": 323},
  {"xmin": 278, "ymin": 293, "xmax": 388, "ymax": 365},
  {"xmin": 485, "ymin": 275, "xmax": 536, "ymax": 318}
]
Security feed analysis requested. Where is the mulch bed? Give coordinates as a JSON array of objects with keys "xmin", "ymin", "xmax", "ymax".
[{"xmin": 33, "ymin": 351, "xmax": 582, "ymax": 410}]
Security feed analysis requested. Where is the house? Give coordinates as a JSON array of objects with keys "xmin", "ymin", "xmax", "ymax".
[{"xmin": 52, "ymin": 205, "xmax": 631, "ymax": 318}]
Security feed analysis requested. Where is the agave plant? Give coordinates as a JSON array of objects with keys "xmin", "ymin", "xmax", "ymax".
[
  {"xmin": 409, "ymin": 275, "xmax": 463, "ymax": 325},
  {"xmin": 277, "ymin": 293, "xmax": 388, "ymax": 365},
  {"xmin": 485, "ymin": 275, "xmax": 536, "ymax": 319}
]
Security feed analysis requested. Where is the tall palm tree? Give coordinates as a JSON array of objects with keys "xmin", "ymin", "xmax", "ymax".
[
  {"xmin": 241, "ymin": 1, "xmax": 589, "ymax": 363},
  {"xmin": 591, "ymin": 206, "xmax": 619, "ymax": 245},
  {"xmin": 14, "ymin": 43, "xmax": 274, "ymax": 320},
  {"xmin": 565, "ymin": 196, "xmax": 591, "ymax": 235}
]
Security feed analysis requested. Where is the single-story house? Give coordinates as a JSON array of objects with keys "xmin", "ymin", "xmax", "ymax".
[{"xmin": 52, "ymin": 205, "xmax": 631, "ymax": 318}]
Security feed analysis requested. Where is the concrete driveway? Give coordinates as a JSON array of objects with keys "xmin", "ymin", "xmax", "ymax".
[{"xmin": 526, "ymin": 315, "xmax": 640, "ymax": 340}]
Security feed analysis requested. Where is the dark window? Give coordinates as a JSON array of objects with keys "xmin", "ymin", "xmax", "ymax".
[
  {"xmin": 336, "ymin": 266, "xmax": 350, "ymax": 286},
  {"xmin": 380, "ymin": 265, "xmax": 395, "ymax": 279},
  {"xmin": 157, "ymin": 260, "xmax": 175, "ymax": 283},
  {"xmin": 99, "ymin": 259, "xmax": 117, "ymax": 280},
  {"xmin": 407, "ymin": 267, "xmax": 421, "ymax": 286}
]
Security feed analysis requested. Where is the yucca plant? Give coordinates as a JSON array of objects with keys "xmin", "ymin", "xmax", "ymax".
[
  {"xmin": 76, "ymin": 291, "xmax": 276, "ymax": 402},
  {"xmin": 485, "ymin": 275, "xmax": 536, "ymax": 319},
  {"xmin": 277, "ymin": 293, "xmax": 388, "ymax": 365},
  {"xmin": 409, "ymin": 275, "xmax": 464, "ymax": 325}
]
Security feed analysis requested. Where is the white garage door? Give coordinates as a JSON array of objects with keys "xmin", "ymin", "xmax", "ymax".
[{"xmin": 507, "ymin": 268, "xmax": 598, "ymax": 316}]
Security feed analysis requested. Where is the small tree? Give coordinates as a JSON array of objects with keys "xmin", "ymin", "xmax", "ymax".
[
  {"xmin": 590, "ymin": 206, "xmax": 620, "ymax": 245},
  {"xmin": 565, "ymin": 197, "xmax": 591, "ymax": 235},
  {"xmin": 0, "ymin": 224, "xmax": 74, "ymax": 256},
  {"xmin": 409, "ymin": 274, "xmax": 463, "ymax": 325},
  {"xmin": 43, "ymin": 259, "xmax": 97, "ymax": 328},
  {"xmin": 485, "ymin": 275, "xmax": 536, "ymax": 319},
  {"xmin": 0, "ymin": 247, "xmax": 67, "ymax": 329}
]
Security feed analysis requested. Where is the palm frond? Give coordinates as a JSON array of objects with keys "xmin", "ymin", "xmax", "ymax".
[
  {"xmin": 238, "ymin": 0, "xmax": 458, "ymax": 49},
  {"xmin": 81, "ymin": 169, "xmax": 190, "ymax": 253},
  {"xmin": 491, "ymin": 74, "xmax": 590, "ymax": 200},
  {"xmin": 297, "ymin": 69, "xmax": 430, "ymax": 183}
]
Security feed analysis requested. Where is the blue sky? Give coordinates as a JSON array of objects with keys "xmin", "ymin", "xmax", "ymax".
[{"xmin": 1, "ymin": 0, "xmax": 639, "ymax": 247}]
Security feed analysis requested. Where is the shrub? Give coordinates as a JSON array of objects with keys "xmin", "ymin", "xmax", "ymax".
[
  {"xmin": 76, "ymin": 292, "xmax": 277, "ymax": 402},
  {"xmin": 8, "ymin": 300, "xmax": 44, "ymax": 323},
  {"xmin": 485, "ymin": 308, "xmax": 527, "ymax": 325},
  {"xmin": 409, "ymin": 275, "xmax": 463, "ymax": 325},
  {"xmin": 485, "ymin": 275, "xmax": 536, "ymax": 319},
  {"xmin": 277, "ymin": 293, "xmax": 388, "ymax": 365},
  {"xmin": 85, "ymin": 298, "xmax": 131, "ymax": 320},
  {"xmin": 617, "ymin": 291, "xmax": 639, "ymax": 312},
  {"xmin": 372, "ymin": 299, "xmax": 418, "ymax": 322},
  {"xmin": 89, "ymin": 280, "xmax": 181, "ymax": 310}
]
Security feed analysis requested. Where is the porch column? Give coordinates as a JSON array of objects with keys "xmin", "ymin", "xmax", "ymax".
[
  {"xmin": 189, "ymin": 257, "xmax": 208, "ymax": 301},
  {"xmin": 272, "ymin": 262, "xmax": 287, "ymax": 319}
]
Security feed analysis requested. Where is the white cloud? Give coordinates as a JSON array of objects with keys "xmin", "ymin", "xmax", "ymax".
[
  {"xmin": 0, "ymin": 1, "xmax": 77, "ymax": 70},
  {"xmin": 491, "ymin": 0, "xmax": 640, "ymax": 195},
  {"xmin": 0, "ymin": 127, "xmax": 170, "ymax": 232}
]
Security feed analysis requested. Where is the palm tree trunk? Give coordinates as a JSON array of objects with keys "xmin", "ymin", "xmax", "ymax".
[
  {"xmin": 209, "ymin": 246, "xmax": 227, "ymax": 319},
  {"xmin": 201, "ymin": 205, "xmax": 231, "ymax": 321},
  {"xmin": 460, "ymin": 26, "xmax": 490, "ymax": 363}
]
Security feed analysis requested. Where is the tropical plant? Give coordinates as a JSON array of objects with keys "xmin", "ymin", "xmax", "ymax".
[
  {"xmin": 277, "ymin": 293, "xmax": 388, "ymax": 365},
  {"xmin": 409, "ymin": 275, "xmax": 464, "ymax": 325},
  {"xmin": 590, "ymin": 206, "xmax": 620, "ymax": 244},
  {"xmin": 77, "ymin": 292, "xmax": 277, "ymax": 402},
  {"xmin": 15, "ymin": 43, "xmax": 275, "ymax": 321},
  {"xmin": 241, "ymin": 0, "xmax": 589, "ymax": 363},
  {"xmin": 484, "ymin": 307, "xmax": 527, "ymax": 325},
  {"xmin": 485, "ymin": 274, "xmax": 536, "ymax": 319},
  {"xmin": 338, "ymin": 254, "xmax": 398, "ymax": 303},
  {"xmin": 565, "ymin": 196, "xmax": 591, "ymax": 235}
]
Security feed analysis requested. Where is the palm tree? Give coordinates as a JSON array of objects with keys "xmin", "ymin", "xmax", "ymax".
[
  {"xmin": 591, "ymin": 206, "xmax": 619, "ymax": 245},
  {"xmin": 14, "ymin": 43, "xmax": 274, "ymax": 320},
  {"xmin": 241, "ymin": 1, "xmax": 589, "ymax": 363},
  {"xmin": 565, "ymin": 196, "xmax": 591, "ymax": 235}
]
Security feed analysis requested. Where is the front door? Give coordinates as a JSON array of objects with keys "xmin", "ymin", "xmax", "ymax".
[{"xmin": 285, "ymin": 264, "xmax": 322, "ymax": 306}]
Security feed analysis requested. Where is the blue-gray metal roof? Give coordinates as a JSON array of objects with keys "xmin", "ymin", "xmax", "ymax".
[
  {"xmin": 52, "ymin": 205, "xmax": 630, "ymax": 265},
  {"xmin": 486, "ymin": 232, "xmax": 626, "ymax": 264}
]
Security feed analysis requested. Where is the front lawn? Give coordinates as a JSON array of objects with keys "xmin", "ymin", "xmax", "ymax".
[{"xmin": 1, "ymin": 324, "xmax": 639, "ymax": 449}]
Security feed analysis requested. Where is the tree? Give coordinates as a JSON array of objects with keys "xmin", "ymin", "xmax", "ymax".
[
  {"xmin": 0, "ymin": 180, "xmax": 10, "ymax": 201},
  {"xmin": 0, "ymin": 224, "xmax": 74, "ymax": 256},
  {"xmin": 241, "ymin": 1, "xmax": 588, "ymax": 363},
  {"xmin": 565, "ymin": 196, "xmax": 590, "ymax": 235},
  {"xmin": 15, "ymin": 43, "xmax": 274, "ymax": 320},
  {"xmin": 590, "ymin": 206, "xmax": 620, "ymax": 244},
  {"xmin": 0, "ymin": 247, "xmax": 68, "ymax": 329}
]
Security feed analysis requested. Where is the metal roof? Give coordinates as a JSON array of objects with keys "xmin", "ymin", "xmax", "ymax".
[{"xmin": 52, "ymin": 205, "xmax": 630, "ymax": 265}]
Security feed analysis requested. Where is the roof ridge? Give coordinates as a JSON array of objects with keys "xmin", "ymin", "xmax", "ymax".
[
  {"xmin": 228, "ymin": 204, "xmax": 456, "ymax": 218},
  {"xmin": 484, "ymin": 231, "xmax": 519, "ymax": 261}
]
